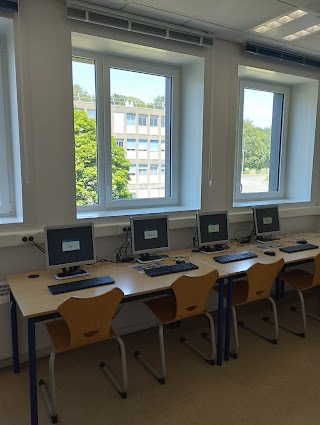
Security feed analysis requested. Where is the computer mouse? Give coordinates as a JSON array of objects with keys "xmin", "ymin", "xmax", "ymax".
[
  {"xmin": 296, "ymin": 239, "xmax": 307, "ymax": 244},
  {"xmin": 264, "ymin": 250, "xmax": 276, "ymax": 256},
  {"xmin": 176, "ymin": 259, "xmax": 186, "ymax": 264}
]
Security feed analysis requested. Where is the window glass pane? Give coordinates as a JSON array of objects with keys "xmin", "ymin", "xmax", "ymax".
[
  {"xmin": 126, "ymin": 113, "xmax": 135, "ymax": 125},
  {"xmin": 116, "ymin": 138, "xmax": 124, "ymax": 147},
  {"xmin": 240, "ymin": 88, "xmax": 279, "ymax": 194},
  {"xmin": 110, "ymin": 67, "xmax": 170, "ymax": 200},
  {"xmin": 161, "ymin": 116, "xmax": 165, "ymax": 127},
  {"xmin": 150, "ymin": 140, "xmax": 158, "ymax": 151},
  {"xmin": 72, "ymin": 58, "xmax": 98, "ymax": 206},
  {"xmin": 127, "ymin": 139, "xmax": 136, "ymax": 150},
  {"xmin": 139, "ymin": 139, "xmax": 147, "ymax": 150},
  {"xmin": 150, "ymin": 115, "xmax": 158, "ymax": 127}
]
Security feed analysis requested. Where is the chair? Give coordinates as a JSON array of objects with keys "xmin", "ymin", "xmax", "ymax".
[
  {"xmin": 215, "ymin": 259, "xmax": 284, "ymax": 357},
  {"xmin": 39, "ymin": 288, "xmax": 127, "ymax": 424},
  {"xmin": 134, "ymin": 270, "xmax": 219, "ymax": 384},
  {"xmin": 274, "ymin": 253, "xmax": 320, "ymax": 337}
]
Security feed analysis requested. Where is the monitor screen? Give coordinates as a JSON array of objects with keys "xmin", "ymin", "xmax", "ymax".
[
  {"xmin": 44, "ymin": 223, "xmax": 96, "ymax": 269},
  {"xmin": 253, "ymin": 205, "xmax": 280, "ymax": 236},
  {"xmin": 130, "ymin": 214, "xmax": 169, "ymax": 255},
  {"xmin": 196, "ymin": 211, "xmax": 229, "ymax": 247}
]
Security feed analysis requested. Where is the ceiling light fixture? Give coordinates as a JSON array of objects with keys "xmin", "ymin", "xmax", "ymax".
[{"xmin": 253, "ymin": 8, "xmax": 308, "ymax": 33}]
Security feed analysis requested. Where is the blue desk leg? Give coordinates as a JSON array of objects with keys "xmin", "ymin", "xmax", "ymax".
[
  {"xmin": 224, "ymin": 276, "xmax": 233, "ymax": 361},
  {"xmin": 10, "ymin": 291, "xmax": 20, "ymax": 374},
  {"xmin": 28, "ymin": 318, "xmax": 38, "ymax": 425},
  {"xmin": 216, "ymin": 278, "xmax": 224, "ymax": 366}
]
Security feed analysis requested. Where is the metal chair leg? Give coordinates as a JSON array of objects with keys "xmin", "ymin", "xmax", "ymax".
[
  {"xmin": 179, "ymin": 312, "xmax": 216, "ymax": 365},
  {"xmin": 239, "ymin": 297, "xmax": 278, "ymax": 344},
  {"xmin": 134, "ymin": 322, "xmax": 166, "ymax": 384},
  {"xmin": 100, "ymin": 336, "xmax": 128, "ymax": 399},
  {"xmin": 264, "ymin": 289, "xmax": 306, "ymax": 338},
  {"xmin": 39, "ymin": 350, "xmax": 58, "ymax": 424}
]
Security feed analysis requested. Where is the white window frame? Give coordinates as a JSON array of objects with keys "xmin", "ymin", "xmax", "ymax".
[
  {"xmin": 73, "ymin": 50, "xmax": 180, "ymax": 212},
  {"xmin": 0, "ymin": 38, "xmax": 14, "ymax": 217},
  {"xmin": 234, "ymin": 79, "xmax": 290, "ymax": 203}
]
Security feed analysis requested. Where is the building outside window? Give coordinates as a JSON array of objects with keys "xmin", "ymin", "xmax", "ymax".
[
  {"xmin": 234, "ymin": 80, "xmax": 289, "ymax": 202},
  {"xmin": 116, "ymin": 138, "xmax": 124, "ymax": 147},
  {"xmin": 161, "ymin": 116, "xmax": 165, "ymax": 127},
  {"xmin": 150, "ymin": 140, "xmax": 159, "ymax": 151},
  {"xmin": 126, "ymin": 139, "xmax": 136, "ymax": 151},
  {"xmin": 139, "ymin": 139, "xmax": 147, "ymax": 151},
  {"xmin": 150, "ymin": 165, "xmax": 158, "ymax": 175}
]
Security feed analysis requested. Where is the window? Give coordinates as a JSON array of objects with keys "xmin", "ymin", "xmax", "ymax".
[
  {"xmin": 126, "ymin": 113, "xmax": 135, "ymax": 126},
  {"xmin": 150, "ymin": 165, "xmax": 158, "ymax": 175},
  {"xmin": 73, "ymin": 51, "xmax": 180, "ymax": 210},
  {"xmin": 126, "ymin": 139, "xmax": 136, "ymax": 151},
  {"xmin": 150, "ymin": 115, "xmax": 158, "ymax": 127},
  {"xmin": 0, "ymin": 36, "xmax": 17, "ymax": 218},
  {"xmin": 138, "ymin": 114, "xmax": 147, "ymax": 126},
  {"xmin": 129, "ymin": 165, "xmax": 136, "ymax": 176},
  {"xmin": 234, "ymin": 80, "xmax": 289, "ymax": 202},
  {"xmin": 139, "ymin": 164, "xmax": 148, "ymax": 175},
  {"xmin": 150, "ymin": 140, "xmax": 158, "ymax": 152},
  {"xmin": 161, "ymin": 116, "xmax": 165, "ymax": 127},
  {"xmin": 138, "ymin": 139, "xmax": 147, "ymax": 151}
]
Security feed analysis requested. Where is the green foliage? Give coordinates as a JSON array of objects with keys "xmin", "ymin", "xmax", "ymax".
[
  {"xmin": 73, "ymin": 84, "xmax": 95, "ymax": 102},
  {"xmin": 111, "ymin": 93, "xmax": 165, "ymax": 109},
  {"xmin": 242, "ymin": 119, "xmax": 271, "ymax": 172},
  {"xmin": 74, "ymin": 109, "xmax": 131, "ymax": 205}
]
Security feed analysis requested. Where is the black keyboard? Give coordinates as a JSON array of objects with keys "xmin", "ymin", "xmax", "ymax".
[
  {"xmin": 214, "ymin": 251, "xmax": 258, "ymax": 264},
  {"xmin": 145, "ymin": 262, "xmax": 199, "ymax": 277},
  {"xmin": 279, "ymin": 244, "xmax": 319, "ymax": 253},
  {"xmin": 48, "ymin": 275, "xmax": 115, "ymax": 295}
]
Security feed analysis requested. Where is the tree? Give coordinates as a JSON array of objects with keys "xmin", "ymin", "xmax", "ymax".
[
  {"xmin": 242, "ymin": 119, "xmax": 271, "ymax": 171},
  {"xmin": 74, "ymin": 109, "xmax": 131, "ymax": 205},
  {"xmin": 73, "ymin": 84, "xmax": 95, "ymax": 102}
]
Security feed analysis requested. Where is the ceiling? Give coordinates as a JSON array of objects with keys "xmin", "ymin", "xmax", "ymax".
[{"xmin": 77, "ymin": 0, "xmax": 320, "ymax": 58}]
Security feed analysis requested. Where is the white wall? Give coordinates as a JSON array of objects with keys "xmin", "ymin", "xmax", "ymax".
[{"xmin": 1, "ymin": 0, "xmax": 320, "ymax": 363}]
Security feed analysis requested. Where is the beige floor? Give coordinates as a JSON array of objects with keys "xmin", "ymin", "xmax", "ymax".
[{"xmin": 1, "ymin": 291, "xmax": 320, "ymax": 425}]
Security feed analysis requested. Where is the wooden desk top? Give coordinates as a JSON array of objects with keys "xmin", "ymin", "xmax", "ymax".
[{"xmin": 7, "ymin": 250, "xmax": 226, "ymax": 319}]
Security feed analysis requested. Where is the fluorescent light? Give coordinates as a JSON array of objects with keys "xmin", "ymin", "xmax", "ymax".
[
  {"xmin": 277, "ymin": 16, "xmax": 294, "ymax": 24},
  {"xmin": 283, "ymin": 34, "xmax": 298, "ymax": 40},
  {"xmin": 265, "ymin": 21, "xmax": 282, "ymax": 29},
  {"xmin": 294, "ymin": 29, "xmax": 310, "ymax": 37},
  {"xmin": 305, "ymin": 25, "xmax": 320, "ymax": 33},
  {"xmin": 288, "ymin": 9, "xmax": 308, "ymax": 18},
  {"xmin": 254, "ymin": 26, "xmax": 270, "ymax": 33}
]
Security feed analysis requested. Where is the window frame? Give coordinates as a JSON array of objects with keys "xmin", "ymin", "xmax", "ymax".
[
  {"xmin": 73, "ymin": 50, "xmax": 180, "ymax": 212},
  {"xmin": 234, "ymin": 79, "xmax": 290, "ymax": 203}
]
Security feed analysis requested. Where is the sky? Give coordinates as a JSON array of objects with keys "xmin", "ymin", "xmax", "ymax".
[
  {"xmin": 72, "ymin": 60, "xmax": 273, "ymax": 128},
  {"xmin": 72, "ymin": 60, "xmax": 165, "ymax": 104}
]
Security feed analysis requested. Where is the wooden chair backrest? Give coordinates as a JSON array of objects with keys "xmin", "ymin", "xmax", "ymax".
[
  {"xmin": 311, "ymin": 253, "xmax": 320, "ymax": 287},
  {"xmin": 245, "ymin": 259, "xmax": 284, "ymax": 303},
  {"xmin": 57, "ymin": 288, "xmax": 124, "ymax": 349},
  {"xmin": 171, "ymin": 270, "xmax": 219, "ymax": 321}
]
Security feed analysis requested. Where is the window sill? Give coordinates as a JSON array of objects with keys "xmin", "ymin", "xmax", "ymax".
[{"xmin": 0, "ymin": 216, "xmax": 23, "ymax": 225}]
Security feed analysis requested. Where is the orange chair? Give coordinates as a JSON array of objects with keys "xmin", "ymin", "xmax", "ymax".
[
  {"xmin": 215, "ymin": 259, "xmax": 284, "ymax": 357},
  {"xmin": 274, "ymin": 253, "xmax": 320, "ymax": 337},
  {"xmin": 39, "ymin": 288, "xmax": 127, "ymax": 424},
  {"xmin": 134, "ymin": 270, "xmax": 219, "ymax": 384}
]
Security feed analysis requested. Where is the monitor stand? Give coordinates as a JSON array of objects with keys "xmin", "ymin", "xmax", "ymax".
[
  {"xmin": 137, "ymin": 253, "xmax": 163, "ymax": 263},
  {"xmin": 256, "ymin": 235, "xmax": 280, "ymax": 243},
  {"xmin": 54, "ymin": 266, "xmax": 89, "ymax": 280},
  {"xmin": 200, "ymin": 244, "xmax": 228, "ymax": 254}
]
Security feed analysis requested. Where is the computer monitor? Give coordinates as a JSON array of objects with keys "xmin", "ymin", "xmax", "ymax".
[
  {"xmin": 253, "ymin": 205, "xmax": 280, "ymax": 242},
  {"xmin": 196, "ymin": 211, "xmax": 229, "ymax": 253},
  {"xmin": 44, "ymin": 223, "xmax": 96, "ymax": 280},
  {"xmin": 130, "ymin": 214, "xmax": 169, "ymax": 263}
]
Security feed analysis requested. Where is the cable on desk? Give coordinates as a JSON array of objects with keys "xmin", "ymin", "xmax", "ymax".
[
  {"xmin": 114, "ymin": 229, "xmax": 134, "ymax": 262},
  {"xmin": 233, "ymin": 227, "xmax": 255, "ymax": 244},
  {"xmin": 192, "ymin": 229, "xmax": 200, "ymax": 252}
]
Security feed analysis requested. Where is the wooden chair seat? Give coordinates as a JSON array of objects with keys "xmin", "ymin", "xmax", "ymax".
[
  {"xmin": 144, "ymin": 295, "xmax": 177, "ymax": 324},
  {"xmin": 46, "ymin": 319, "xmax": 116, "ymax": 353},
  {"xmin": 279, "ymin": 269, "xmax": 314, "ymax": 291},
  {"xmin": 214, "ymin": 280, "xmax": 249, "ymax": 306}
]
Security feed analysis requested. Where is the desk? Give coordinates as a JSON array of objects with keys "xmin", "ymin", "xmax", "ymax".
[{"xmin": 7, "ymin": 252, "xmax": 226, "ymax": 425}]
